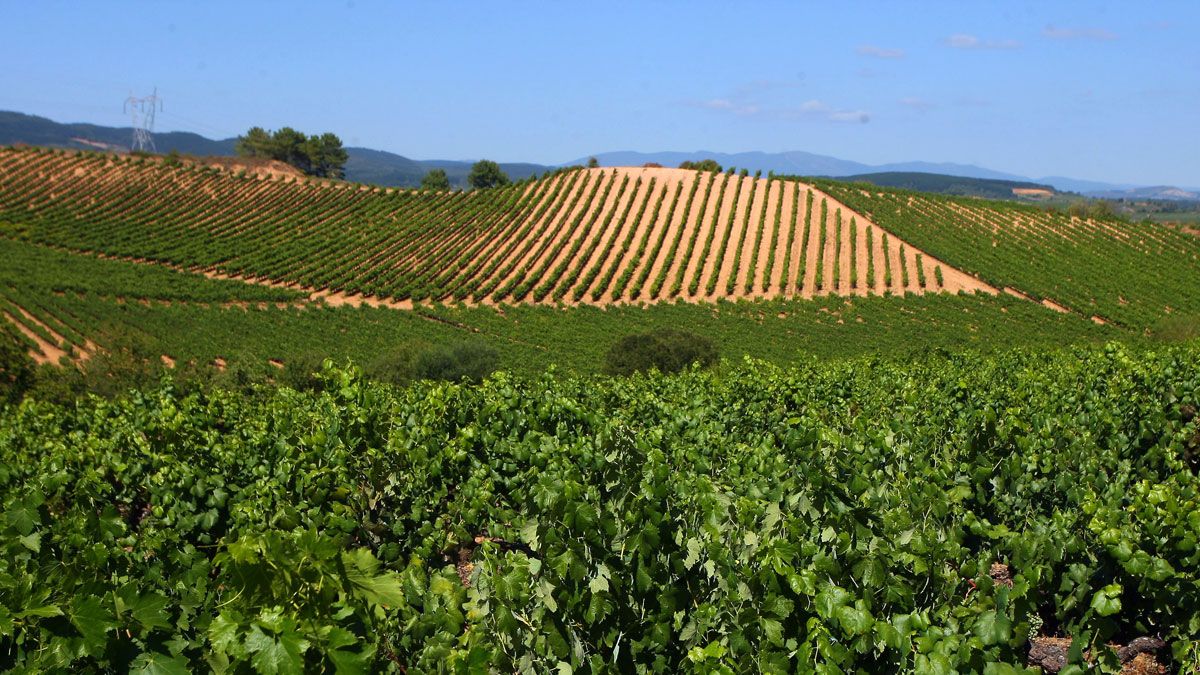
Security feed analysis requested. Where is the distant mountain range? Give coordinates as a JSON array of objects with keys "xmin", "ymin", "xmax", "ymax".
[
  {"xmin": 573, "ymin": 150, "xmax": 1200, "ymax": 201},
  {"xmin": 3, "ymin": 110, "xmax": 1197, "ymax": 200},
  {"xmin": 0, "ymin": 111, "xmax": 547, "ymax": 188}
]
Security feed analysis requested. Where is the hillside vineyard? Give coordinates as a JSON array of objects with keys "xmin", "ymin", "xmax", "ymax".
[{"xmin": 0, "ymin": 147, "xmax": 989, "ymax": 306}]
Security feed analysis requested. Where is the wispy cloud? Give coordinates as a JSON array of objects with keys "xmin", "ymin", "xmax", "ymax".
[
  {"xmin": 689, "ymin": 84, "xmax": 869, "ymax": 124},
  {"xmin": 1042, "ymin": 25, "xmax": 1117, "ymax": 41},
  {"xmin": 792, "ymin": 100, "xmax": 870, "ymax": 124},
  {"xmin": 945, "ymin": 33, "xmax": 1021, "ymax": 50},
  {"xmin": 856, "ymin": 44, "xmax": 905, "ymax": 59},
  {"xmin": 697, "ymin": 98, "xmax": 761, "ymax": 116},
  {"xmin": 898, "ymin": 97, "xmax": 934, "ymax": 112},
  {"xmin": 730, "ymin": 78, "xmax": 805, "ymax": 97}
]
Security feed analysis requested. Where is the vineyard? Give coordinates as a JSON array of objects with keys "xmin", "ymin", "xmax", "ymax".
[
  {"xmin": 2, "ymin": 344, "xmax": 1198, "ymax": 671},
  {"xmin": 811, "ymin": 179, "xmax": 1200, "ymax": 328},
  {"xmin": 0, "ymin": 232, "xmax": 1122, "ymax": 375},
  {"xmin": 0, "ymin": 147, "xmax": 986, "ymax": 309},
  {"xmin": 1, "ymin": 144, "xmax": 1199, "ymax": 672}
]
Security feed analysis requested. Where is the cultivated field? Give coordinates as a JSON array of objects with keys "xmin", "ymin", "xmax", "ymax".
[
  {"xmin": 2, "ymin": 145, "xmax": 1199, "ymax": 673},
  {"xmin": 0, "ymin": 147, "xmax": 987, "ymax": 307}
]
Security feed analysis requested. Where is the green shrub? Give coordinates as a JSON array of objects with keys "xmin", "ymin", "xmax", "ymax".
[
  {"xmin": 604, "ymin": 328, "xmax": 718, "ymax": 376},
  {"xmin": 414, "ymin": 341, "xmax": 499, "ymax": 383},
  {"xmin": 1151, "ymin": 314, "xmax": 1200, "ymax": 343},
  {"xmin": 275, "ymin": 353, "xmax": 330, "ymax": 392},
  {"xmin": 678, "ymin": 159, "xmax": 722, "ymax": 172},
  {"xmin": 364, "ymin": 344, "xmax": 426, "ymax": 386},
  {"xmin": 0, "ymin": 325, "xmax": 34, "ymax": 405}
]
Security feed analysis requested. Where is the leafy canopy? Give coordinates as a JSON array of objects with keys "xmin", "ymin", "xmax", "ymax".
[
  {"xmin": 235, "ymin": 126, "xmax": 348, "ymax": 179},
  {"xmin": 420, "ymin": 168, "xmax": 451, "ymax": 191},
  {"xmin": 467, "ymin": 160, "xmax": 510, "ymax": 190}
]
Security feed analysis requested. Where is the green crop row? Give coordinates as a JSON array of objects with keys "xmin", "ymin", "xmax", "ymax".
[{"xmin": 3, "ymin": 342, "xmax": 1198, "ymax": 671}]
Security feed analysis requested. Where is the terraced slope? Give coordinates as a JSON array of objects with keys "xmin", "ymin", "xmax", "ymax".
[
  {"xmin": 813, "ymin": 179, "xmax": 1200, "ymax": 327},
  {"xmin": 0, "ymin": 147, "xmax": 988, "ymax": 306}
]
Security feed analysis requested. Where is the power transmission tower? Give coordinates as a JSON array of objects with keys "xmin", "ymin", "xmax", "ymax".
[{"xmin": 123, "ymin": 87, "xmax": 162, "ymax": 153}]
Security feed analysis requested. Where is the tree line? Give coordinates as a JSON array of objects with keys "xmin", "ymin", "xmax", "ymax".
[{"xmin": 235, "ymin": 127, "xmax": 349, "ymax": 179}]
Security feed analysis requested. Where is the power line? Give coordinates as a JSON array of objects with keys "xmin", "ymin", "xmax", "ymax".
[{"xmin": 123, "ymin": 87, "xmax": 162, "ymax": 152}]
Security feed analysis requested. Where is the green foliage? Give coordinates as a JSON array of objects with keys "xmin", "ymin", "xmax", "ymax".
[
  {"xmin": 467, "ymin": 160, "xmax": 510, "ymax": 190},
  {"xmin": 586, "ymin": 156, "xmax": 600, "ymax": 169},
  {"xmin": 1150, "ymin": 314, "xmax": 1200, "ymax": 343},
  {"xmin": 274, "ymin": 353, "xmax": 330, "ymax": 392},
  {"xmin": 1088, "ymin": 200, "xmax": 1116, "ymax": 220},
  {"xmin": 0, "ymin": 323, "xmax": 34, "ymax": 405},
  {"xmin": 811, "ymin": 177, "xmax": 1200, "ymax": 328},
  {"xmin": 413, "ymin": 340, "xmax": 499, "ymax": 383},
  {"xmin": 0, "ymin": 237, "xmax": 301, "ymax": 303},
  {"xmin": 678, "ymin": 159, "xmax": 722, "ymax": 172},
  {"xmin": 235, "ymin": 126, "xmax": 347, "ymax": 179},
  {"xmin": 2, "ymin": 343, "xmax": 1199, "ymax": 671},
  {"xmin": 839, "ymin": 171, "xmax": 1055, "ymax": 200},
  {"xmin": 419, "ymin": 168, "xmax": 451, "ymax": 191},
  {"xmin": 603, "ymin": 328, "xmax": 718, "ymax": 375}
]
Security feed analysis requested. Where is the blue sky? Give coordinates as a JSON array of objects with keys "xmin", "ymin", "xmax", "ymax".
[{"xmin": 2, "ymin": 1, "xmax": 1197, "ymax": 185}]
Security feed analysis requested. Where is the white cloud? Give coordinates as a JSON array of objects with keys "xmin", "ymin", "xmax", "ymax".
[
  {"xmin": 792, "ymin": 100, "xmax": 870, "ymax": 124},
  {"xmin": 691, "ymin": 87, "xmax": 869, "ymax": 125},
  {"xmin": 827, "ymin": 110, "xmax": 871, "ymax": 124},
  {"xmin": 1042, "ymin": 25, "xmax": 1117, "ymax": 41},
  {"xmin": 945, "ymin": 33, "xmax": 1021, "ymax": 50},
  {"xmin": 898, "ymin": 97, "xmax": 934, "ymax": 112},
  {"xmin": 856, "ymin": 44, "xmax": 905, "ymax": 59},
  {"xmin": 696, "ymin": 98, "xmax": 760, "ymax": 116}
]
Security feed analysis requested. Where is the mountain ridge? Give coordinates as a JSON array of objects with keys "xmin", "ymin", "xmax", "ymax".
[
  {"xmin": 0, "ymin": 111, "xmax": 547, "ymax": 188},
  {"xmin": 4, "ymin": 110, "xmax": 1196, "ymax": 198}
]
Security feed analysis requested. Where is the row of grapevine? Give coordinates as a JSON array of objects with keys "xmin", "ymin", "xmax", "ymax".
[
  {"xmin": 4, "ymin": 342, "xmax": 1197, "ymax": 670},
  {"xmin": 1, "ymin": 147, "xmax": 1022, "ymax": 309},
  {"xmin": 811, "ymin": 178, "xmax": 1200, "ymax": 326}
]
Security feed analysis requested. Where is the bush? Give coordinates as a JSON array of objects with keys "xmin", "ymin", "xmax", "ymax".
[
  {"xmin": 364, "ymin": 344, "xmax": 426, "ymax": 387},
  {"xmin": 413, "ymin": 341, "xmax": 499, "ymax": 383},
  {"xmin": 274, "ymin": 353, "xmax": 330, "ymax": 392},
  {"xmin": 678, "ymin": 159, "xmax": 722, "ymax": 173},
  {"xmin": 604, "ymin": 328, "xmax": 718, "ymax": 376},
  {"xmin": 1151, "ymin": 315, "xmax": 1200, "ymax": 343},
  {"xmin": 420, "ymin": 169, "xmax": 451, "ymax": 191},
  {"xmin": 467, "ymin": 160, "xmax": 510, "ymax": 190},
  {"xmin": 0, "ymin": 325, "xmax": 35, "ymax": 405}
]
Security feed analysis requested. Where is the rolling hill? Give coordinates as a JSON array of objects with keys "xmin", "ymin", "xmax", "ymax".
[
  {"xmin": 0, "ymin": 144, "xmax": 1196, "ymax": 369},
  {"xmin": 0, "ymin": 147, "xmax": 990, "ymax": 308},
  {"xmin": 837, "ymin": 172, "xmax": 1056, "ymax": 200},
  {"xmin": 0, "ymin": 111, "xmax": 548, "ymax": 188}
]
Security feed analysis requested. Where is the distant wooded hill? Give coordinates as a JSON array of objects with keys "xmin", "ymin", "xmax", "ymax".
[
  {"xmin": 0, "ymin": 111, "xmax": 548, "ymax": 188},
  {"xmin": 837, "ymin": 172, "xmax": 1058, "ymax": 200}
]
